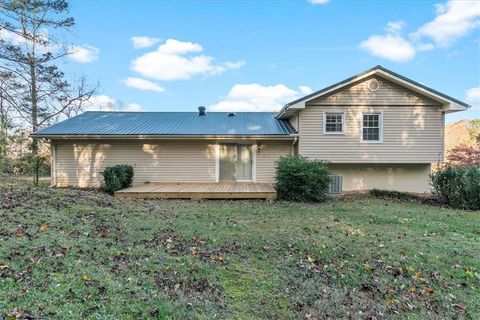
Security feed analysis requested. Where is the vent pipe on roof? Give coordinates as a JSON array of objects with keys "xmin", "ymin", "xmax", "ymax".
[{"xmin": 198, "ymin": 106, "xmax": 206, "ymax": 116}]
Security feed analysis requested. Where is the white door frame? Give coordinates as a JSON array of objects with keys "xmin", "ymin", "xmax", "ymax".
[{"xmin": 215, "ymin": 142, "xmax": 256, "ymax": 182}]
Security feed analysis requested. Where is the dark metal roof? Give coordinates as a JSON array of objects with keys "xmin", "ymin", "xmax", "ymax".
[
  {"xmin": 277, "ymin": 65, "xmax": 470, "ymax": 118},
  {"xmin": 31, "ymin": 111, "xmax": 297, "ymax": 136}
]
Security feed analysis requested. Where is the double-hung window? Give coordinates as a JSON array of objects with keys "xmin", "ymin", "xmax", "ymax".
[
  {"xmin": 361, "ymin": 113, "xmax": 382, "ymax": 142},
  {"xmin": 324, "ymin": 112, "xmax": 345, "ymax": 134}
]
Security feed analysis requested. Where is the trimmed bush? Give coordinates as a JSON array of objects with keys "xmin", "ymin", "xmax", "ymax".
[
  {"xmin": 101, "ymin": 164, "xmax": 134, "ymax": 195},
  {"xmin": 431, "ymin": 166, "xmax": 480, "ymax": 210},
  {"xmin": 275, "ymin": 155, "xmax": 330, "ymax": 202}
]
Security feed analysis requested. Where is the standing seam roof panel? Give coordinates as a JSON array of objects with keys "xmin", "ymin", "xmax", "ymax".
[{"xmin": 32, "ymin": 111, "xmax": 297, "ymax": 136}]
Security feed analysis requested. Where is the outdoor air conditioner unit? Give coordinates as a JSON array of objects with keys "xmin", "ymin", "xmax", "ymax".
[{"xmin": 328, "ymin": 175, "xmax": 343, "ymax": 194}]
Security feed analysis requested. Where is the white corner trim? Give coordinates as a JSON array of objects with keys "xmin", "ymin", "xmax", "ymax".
[
  {"xmin": 323, "ymin": 111, "xmax": 346, "ymax": 135},
  {"xmin": 360, "ymin": 111, "xmax": 383, "ymax": 143},
  {"xmin": 51, "ymin": 141, "xmax": 57, "ymax": 187},
  {"xmin": 252, "ymin": 144, "xmax": 257, "ymax": 182},
  {"xmin": 215, "ymin": 143, "xmax": 220, "ymax": 182}
]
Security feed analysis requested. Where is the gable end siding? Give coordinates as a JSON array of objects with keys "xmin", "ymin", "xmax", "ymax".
[
  {"xmin": 297, "ymin": 76, "xmax": 444, "ymax": 163},
  {"xmin": 309, "ymin": 76, "xmax": 439, "ymax": 106}
]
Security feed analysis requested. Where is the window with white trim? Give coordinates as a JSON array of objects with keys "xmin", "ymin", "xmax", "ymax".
[
  {"xmin": 324, "ymin": 112, "xmax": 344, "ymax": 134},
  {"xmin": 362, "ymin": 113, "xmax": 382, "ymax": 142}
]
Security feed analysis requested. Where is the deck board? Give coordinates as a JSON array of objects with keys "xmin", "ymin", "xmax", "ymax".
[{"xmin": 115, "ymin": 182, "xmax": 276, "ymax": 200}]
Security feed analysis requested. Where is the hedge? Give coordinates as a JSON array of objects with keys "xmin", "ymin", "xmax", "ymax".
[{"xmin": 431, "ymin": 166, "xmax": 480, "ymax": 210}]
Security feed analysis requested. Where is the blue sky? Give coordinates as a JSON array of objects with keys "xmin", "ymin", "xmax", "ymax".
[{"xmin": 64, "ymin": 0, "xmax": 479, "ymax": 122}]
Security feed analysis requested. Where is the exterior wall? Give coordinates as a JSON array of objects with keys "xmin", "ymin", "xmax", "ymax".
[
  {"xmin": 54, "ymin": 140, "xmax": 217, "ymax": 187},
  {"xmin": 53, "ymin": 139, "xmax": 292, "ymax": 187},
  {"xmin": 297, "ymin": 76, "xmax": 444, "ymax": 163},
  {"xmin": 329, "ymin": 163, "xmax": 431, "ymax": 193},
  {"xmin": 255, "ymin": 140, "xmax": 292, "ymax": 182},
  {"xmin": 289, "ymin": 114, "xmax": 299, "ymax": 131}
]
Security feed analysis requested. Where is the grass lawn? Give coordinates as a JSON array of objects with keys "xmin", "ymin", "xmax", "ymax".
[{"xmin": 0, "ymin": 179, "xmax": 479, "ymax": 319}]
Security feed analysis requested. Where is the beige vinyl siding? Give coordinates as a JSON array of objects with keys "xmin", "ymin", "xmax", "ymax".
[
  {"xmin": 54, "ymin": 140, "xmax": 217, "ymax": 187},
  {"xmin": 310, "ymin": 76, "xmax": 439, "ymax": 106},
  {"xmin": 298, "ymin": 77, "xmax": 444, "ymax": 163},
  {"xmin": 53, "ymin": 139, "xmax": 291, "ymax": 187},
  {"xmin": 255, "ymin": 140, "xmax": 292, "ymax": 183},
  {"xmin": 329, "ymin": 163, "xmax": 431, "ymax": 193},
  {"xmin": 289, "ymin": 114, "xmax": 299, "ymax": 131}
]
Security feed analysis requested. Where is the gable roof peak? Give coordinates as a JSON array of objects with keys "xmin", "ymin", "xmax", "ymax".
[{"xmin": 276, "ymin": 66, "xmax": 469, "ymax": 119}]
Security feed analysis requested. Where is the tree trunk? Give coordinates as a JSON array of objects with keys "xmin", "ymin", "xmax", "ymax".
[
  {"xmin": 29, "ymin": 48, "xmax": 39, "ymax": 184},
  {"xmin": 30, "ymin": 60, "xmax": 38, "ymax": 156}
]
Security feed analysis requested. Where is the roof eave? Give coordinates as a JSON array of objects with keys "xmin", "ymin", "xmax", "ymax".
[{"xmin": 31, "ymin": 133, "xmax": 299, "ymax": 140}]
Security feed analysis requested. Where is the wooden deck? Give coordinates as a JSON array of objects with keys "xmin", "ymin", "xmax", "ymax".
[{"xmin": 115, "ymin": 182, "xmax": 277, "ymax": 200}]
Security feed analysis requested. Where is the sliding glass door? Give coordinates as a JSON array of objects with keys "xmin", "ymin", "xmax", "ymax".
[{"xmin": 219, "ymin": 144, "xmax": 253, "ymax": 181}]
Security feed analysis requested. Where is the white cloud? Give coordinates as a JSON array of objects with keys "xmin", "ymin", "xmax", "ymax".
[
  {"xmin": 386, "ymin": 21, "xmax": 405, "ymax": 33},
  {"xmin": 131, "ymin": 39, "xmax": 245, "ymax": 81},
  {"xmin": 84, "ymin": 95, "xmax": 116, "ymax": 111},
  {"xmin": 130, "ymin": 36, "xmax": 161, "ymax": 49},
  {"xmin": 465, "ymin": 87, "xmax": 480, "ymax": 110},
  {"xmin": 415, "ymin": 1, "xmax": 480, "ymax": 47},
  {"xmin": 68, "ymin": 44, "xmax": 99, "ymax": 63},
  {"xmin": 308, "ymin": 0, "xmax": 330, "ymax": 4},
  {"xmin": 299, "ymin": 86, "xmax": 313, "ymax": 94},
  {"xmin": 210, "ymin": 83, "xmax": 311, "ymax": 112},
  {"xmin": 123, "ymin": 77, "xmax": 166, "ymax": 92},
  {"xmin": 360, "ymin": 1, "xmax": 480, "ymax": 62},
  {"xmin": 360, "ymin": 33, "xmax": 416, "ymax": 62},
  {"xmin": 125, "ymin": 103, "xmax": 143, "ymax": 111},
  {"xmin": 84, "ymin": 95, "xmax": 142, "ymax": 112},
  {"xmin": 0, "ymin": 28, "xmax": 58, "ymax": 54}
]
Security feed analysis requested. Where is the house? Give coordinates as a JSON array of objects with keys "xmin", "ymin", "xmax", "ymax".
[{"xmin": 31, "ymin": 66, "xmax": 469, "ymax": 198}]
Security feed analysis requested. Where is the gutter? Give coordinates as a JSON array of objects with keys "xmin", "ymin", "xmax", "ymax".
[{"xmin": 30, "ymin": 134, "xmax": 300, "ymax": 140}]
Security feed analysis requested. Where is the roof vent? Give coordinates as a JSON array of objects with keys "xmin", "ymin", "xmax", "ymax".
[
  {"xmin": 198, "ymin": 106, "xmax": 206, "ymax": 116},
  {"xmin": 228, "ymin": 112, "xmax": 236, "ymax": 117}
]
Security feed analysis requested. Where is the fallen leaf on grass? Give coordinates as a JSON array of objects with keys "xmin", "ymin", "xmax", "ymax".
[
  {"xmin": 192, "ymin": 236, "xmax": 205, "ymax": 245},
  {"xmin": 424, "ymin": 288, "xmax": 433, "ymax": 296},
  {"xmin": 465, "ymin": 269, "xmax": 473, "ymax": 277},
  {"xmin": 82, "ymin": 275, "xmax": 92, "ymax": 281},
  {"xmin": 15, "ymin": 230, "xmax": 25, "ymax": 238},
  {"xmin": 39, "ymin": 224, "xmax": 48, "ymax": 232}
]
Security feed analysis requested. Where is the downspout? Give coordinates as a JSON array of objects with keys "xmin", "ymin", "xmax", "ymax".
[{"xmin": 291, "ymin": 137, "xmax": 298, "ymax": 155}]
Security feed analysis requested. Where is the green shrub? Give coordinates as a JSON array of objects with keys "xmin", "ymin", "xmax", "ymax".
[
  {"xmin": 431, "ymin": 166, "xmax": 480, "ymax": 210},
  {"xmin": 275, "ymin": 155, "xmax": 331, "ymax": 202},
  {"xmin": 100, "ymin": 164, "xmax": 134, "ymax": 195}
]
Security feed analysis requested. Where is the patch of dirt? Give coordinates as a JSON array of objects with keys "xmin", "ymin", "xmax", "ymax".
[{"xmin": 154, "ymin": 269, "xmax": 224, "ymax": 307}]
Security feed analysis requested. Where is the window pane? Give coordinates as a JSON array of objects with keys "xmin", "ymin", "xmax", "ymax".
[
  {"xmin": 363, "ymin": 128, "xmax": 379, "ymax": 141},
  {"xmin": 325, "ymin": 113, "xmax": 343, "ymax": 132}
]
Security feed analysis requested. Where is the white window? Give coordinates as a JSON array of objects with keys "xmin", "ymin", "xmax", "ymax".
[
  {"xmin": 323, "ymin": 112, "xmax": 345, "ymax": 134},
  {"xmin": 361, "ymin": 112, "xmax": 383, "ymax": 142}
]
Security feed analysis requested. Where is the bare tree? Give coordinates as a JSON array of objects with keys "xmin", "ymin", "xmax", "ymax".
[
  {"xmin": 0, "ymin": 70, "xmax": 18, "ymax": 161},
  {"xmin": 0, "ymin": 0, "xmax": 97, "ymax": 157}
]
